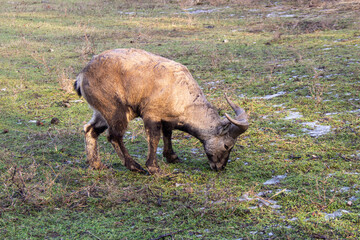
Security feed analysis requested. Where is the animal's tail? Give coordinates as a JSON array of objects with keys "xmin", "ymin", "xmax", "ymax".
[{"xmin": 74, "ymin": 73, "xmax": 83, "ymax": 97}]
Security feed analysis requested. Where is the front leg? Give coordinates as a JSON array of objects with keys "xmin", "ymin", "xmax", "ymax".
[
  {"xmin": 162, "ymin": 122, "xmax": 180, "ymax": 163},
  {"xmin": 107, "ymin": 128, "xmax": 145, "ymax": 173},
  {"xmin": 144, "ymin": 119, "xmax": 162, "ymax": 174}
]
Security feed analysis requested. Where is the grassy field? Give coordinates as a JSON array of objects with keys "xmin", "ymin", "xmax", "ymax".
[{"xmin": 0, "ymin": 0, "xmax": 360, "ymax": 239}]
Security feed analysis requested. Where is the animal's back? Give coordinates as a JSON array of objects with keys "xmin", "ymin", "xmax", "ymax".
[{"xmin": 77, "ymin": 48, "xmax": 207, "ymax": 120}]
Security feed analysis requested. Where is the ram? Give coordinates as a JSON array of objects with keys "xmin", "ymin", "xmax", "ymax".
[{"xmin": 74, "ymin": 48, "xmax": 249, "ymax": 174}]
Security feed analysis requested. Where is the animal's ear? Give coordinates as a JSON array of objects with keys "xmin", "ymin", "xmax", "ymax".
[{"xmin": 217, "ymin": 121, "xmax": 231, "ymax": 136}]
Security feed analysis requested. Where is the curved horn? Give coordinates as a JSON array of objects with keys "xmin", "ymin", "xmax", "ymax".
[
  {"xmin": 224, "ymin": 94, "xmax": 249, "ymax": 138},
  {"xmin": 225, "ymin": 113, "xmax": 249, "ymax": 133},
  {"xmin": 225, "ymin": 93, "xmax": 242, "ymax": 116}
]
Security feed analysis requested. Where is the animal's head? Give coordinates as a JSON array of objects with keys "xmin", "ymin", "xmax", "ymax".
[{"xmin": 204, "ymin": 95, "xmax": 249, "ymax": 171}]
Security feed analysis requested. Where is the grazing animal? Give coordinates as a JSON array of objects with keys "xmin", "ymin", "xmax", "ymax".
[{"xmin": 74, "ymin": 48, "xmax": 249, "ymax": 174}]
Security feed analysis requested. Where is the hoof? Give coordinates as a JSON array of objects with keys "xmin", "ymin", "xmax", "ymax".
[
  {"xmin": 90, "ymin": 162, "xmax": 108, "ymax": 170},
  {"xmin": 165, "ymin": 154, "xmax": 182, "ymax": 164},
  {"xmin": 128, "ymin": 162, "xmax": 146, "ymax": 173},
  {"xmin": 147, "ymin": 166, "xmax": 162, "ymax": 175}
]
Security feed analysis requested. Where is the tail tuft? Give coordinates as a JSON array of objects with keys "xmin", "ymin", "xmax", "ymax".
[{"xmin": 74, "ymin": 73, "xmax": 83, "ymax": 97}]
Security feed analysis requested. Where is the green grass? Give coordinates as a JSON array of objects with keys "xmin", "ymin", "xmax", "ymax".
[{"xmin": 1, "ymin": 0, "xmax": 360, "ymax": 239}]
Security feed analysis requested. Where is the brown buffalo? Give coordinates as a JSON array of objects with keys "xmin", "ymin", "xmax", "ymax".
[{"xmin": 74, "ymin": 48, "xmax": 248, "ymax": 174}]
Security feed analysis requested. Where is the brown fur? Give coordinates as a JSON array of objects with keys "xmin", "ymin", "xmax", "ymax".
[{"xmin": 75, "ymin": 48, "xmax": 248, "ymax": 174}]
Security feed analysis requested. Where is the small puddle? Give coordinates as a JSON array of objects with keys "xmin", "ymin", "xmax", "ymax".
[
  {"xmin": 301, "ymin": 122, "xmax": 331, "ymax": 137},
  {"xmin": 118, "ymin": 11, "xmax": 136, "ymax": 15},
  {"xmin": 183, "ymin": 6, "xmax": 229, "ymax": 14},
  {"xmin": 324, "ymin": 210, "xmax": 350, "ymax": 220},
  {"xmin": 253, "ymin": 91, "xmax": 286, "ymax": 100},
  {"xmin": 348, "ymin": 109, "xmax": 360, "ymax": 114},
  {"xmin": 263, "ymin": 174, "xmax": 287, "ymax": 185},
  {"xmin": 273, "ymin": 104, "xmax": 284, "ymax": 107},
  {"xmin": 339, "ymin": 187, "xmax": 351, "ymax": 193},
  {"xmin": 185, "ymin": 9, "xmax": 217, "ymax": 14},
  {"xmin": 284, "ymin": 111, "xmax": 303, "ymax": 120},
  {"xmin": 191, "ymin": 148, "xmax": 199, "ymax": 154},
  {"xmin": 349, "ymin": 196, "xmax": 358, "ymax": 201},
  {"xmin": 325, "ymin": 109, "xmax": 360, "ymax": 116},
  {"xmin": 267, "ymin": 12, "xmax": 296, "ymax": 18}
]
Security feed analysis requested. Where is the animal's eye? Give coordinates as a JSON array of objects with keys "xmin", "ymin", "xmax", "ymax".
[{"xmin": 224, "ymin": 144, "xmax": 230, "ymax": 150}]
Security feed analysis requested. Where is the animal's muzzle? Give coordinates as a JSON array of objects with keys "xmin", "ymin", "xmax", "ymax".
[{"xmin": 210, "ymin": 162, "xmax": 226, "ymax": 171}]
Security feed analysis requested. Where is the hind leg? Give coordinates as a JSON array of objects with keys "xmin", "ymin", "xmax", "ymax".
[
  {"xmin": 106, "ymin": 112, "xmax": 145, "ymax": 173},
  {"xmin": 84, "ymin": 111, "xmax": 108, "ymax": 170}
]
